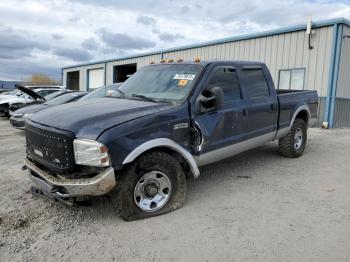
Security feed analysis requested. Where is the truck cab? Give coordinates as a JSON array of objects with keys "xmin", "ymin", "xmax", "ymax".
[{"xmin": 24, "ymin": 60, "xmax": 318, "ymax": 220}]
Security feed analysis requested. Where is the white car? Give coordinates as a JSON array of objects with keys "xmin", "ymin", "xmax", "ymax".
[
  {"xmin": 0, "ymin": 90, "xmax": 20, "ymax": 100},
  {"xmin": 0, "ymin": 86, "xmax": 63, "ymax": 117}
]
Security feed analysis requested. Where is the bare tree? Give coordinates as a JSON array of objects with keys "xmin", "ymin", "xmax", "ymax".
[{"xmin": 23, "ymin": 74, "xmax": 59, "ymax": 85}]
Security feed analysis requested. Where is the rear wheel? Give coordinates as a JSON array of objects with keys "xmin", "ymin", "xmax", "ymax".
[
  {"xmin": 279, "ymin": 118, "xmax": 307, "ymax": 158},
  {"xmin": 115, "ymin": 151, "xmax": 187, "ymax": 221}
]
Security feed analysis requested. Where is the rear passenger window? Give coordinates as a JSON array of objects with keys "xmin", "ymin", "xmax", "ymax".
[
  {"xmin": 207, "ymin": 67, "xmax": 242, "ymax": 102},
  {"xmin": 242, "ymin": 69, "xmax": 270, "ymax": 99}
]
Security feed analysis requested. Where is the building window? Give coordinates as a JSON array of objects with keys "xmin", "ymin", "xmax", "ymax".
[{"xmin": 278, "ymin": 68, "xmax": 305, "ymax": 90}]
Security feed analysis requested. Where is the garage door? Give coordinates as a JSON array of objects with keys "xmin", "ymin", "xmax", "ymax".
[{"xmin": 88, "ymin": 68, "xmax": 104, "ymax": 90}]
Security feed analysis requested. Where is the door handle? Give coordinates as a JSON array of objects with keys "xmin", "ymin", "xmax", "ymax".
[
  {"xmin": 243, "ymin": 108, "xmax": 248, "ymax": 116},
  {"xmin": 270, "ymin": 104, "xmax": 276, "ymax": 111}
]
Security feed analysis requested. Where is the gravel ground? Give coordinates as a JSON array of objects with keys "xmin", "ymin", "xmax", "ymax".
[{"xmin": 1, "ymin": 117, "xmax": 350, "ymax": 262}]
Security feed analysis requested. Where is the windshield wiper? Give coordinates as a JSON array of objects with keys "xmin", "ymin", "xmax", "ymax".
[{"xmin": 131, "ymin": 94, "xmax": 158, "ymax": 103}]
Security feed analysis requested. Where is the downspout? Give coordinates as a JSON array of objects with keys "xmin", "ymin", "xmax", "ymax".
[
  {"xmin": 61, "ymin": 68, "xmax": 64, "ymax": 86},
  {"xmin": 329, "ymin": 25, "xmax": 343, "ymax": 128},
  {"xmin": 104, "ymin": 62, "xmax": 107, "ymax": 85},
  {"xmin": 324, "ymin": 23, "xmax": 342, "ymax": 128}
]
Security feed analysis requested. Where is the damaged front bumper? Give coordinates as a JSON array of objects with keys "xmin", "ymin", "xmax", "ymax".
[{"xmin": 25, "ymin": 158, "xmax": 116, "ymax": 201}]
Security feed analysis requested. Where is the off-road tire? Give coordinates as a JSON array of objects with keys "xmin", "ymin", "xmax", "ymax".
[
  {"xmin": 115, "ymin": 151, "xmax": 187, "ymax": 221},
  {"xmin": 279, "ymin": 118, "xmax": 307, "ymax": 158}
]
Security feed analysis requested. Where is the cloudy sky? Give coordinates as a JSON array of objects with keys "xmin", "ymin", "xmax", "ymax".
[{"xmin": 0, "ymin": 0, "xmax": 349, "ymax": 81}]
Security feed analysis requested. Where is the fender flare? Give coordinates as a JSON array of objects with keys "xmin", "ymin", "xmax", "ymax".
[
  {"xmin": 122, "ymin": 138, "xmax": 200, "ymax": 178},
  {"xmin": 290, "ymin": 105, "xmax": 311, "ymax": 128}
]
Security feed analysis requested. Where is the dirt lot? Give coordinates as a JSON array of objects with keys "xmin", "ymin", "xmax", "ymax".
[{"xmin": 1, "ymin": 118, "xmax": 350, "ymax": 262}]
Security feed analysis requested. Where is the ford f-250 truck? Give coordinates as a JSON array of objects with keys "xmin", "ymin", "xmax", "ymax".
[{"xmin": 24, "ymin": 60, "xmax": 318, "ymax": 221}]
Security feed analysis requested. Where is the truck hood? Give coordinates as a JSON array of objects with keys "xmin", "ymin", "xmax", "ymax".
[
  {"xmin": 30, "ymin": 97, "xmax": 175, "ymax": 139},
  {"xmin": 14, "ymin": 103, "xmax": 50, "ymax": 115},
  {"xmin": 0, "ymin": 94, "xmax": 17, "ymax": 101}
]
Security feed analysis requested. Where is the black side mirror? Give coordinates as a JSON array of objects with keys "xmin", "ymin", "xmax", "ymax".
[{"xmin": 195, "ymin": 86, "xmax": 224, "ymax": 114}]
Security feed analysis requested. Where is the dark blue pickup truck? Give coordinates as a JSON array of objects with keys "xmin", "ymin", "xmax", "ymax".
[{"xmin": 24, "ymin": 60, "xmax": 318, "ymax": 220}]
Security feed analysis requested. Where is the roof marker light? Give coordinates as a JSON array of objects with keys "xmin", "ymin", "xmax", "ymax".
[{"xmin": 194, "ymin": 57, "xmax": 201, "ymax": 63}]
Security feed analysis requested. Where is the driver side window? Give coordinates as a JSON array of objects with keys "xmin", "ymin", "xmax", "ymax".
[{"xmin": 207, "ymin": 67, "xmax": 242, "ymax": 103}]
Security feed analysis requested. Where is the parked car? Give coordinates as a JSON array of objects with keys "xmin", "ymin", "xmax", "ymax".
[
  {"xmin": 0, "ymin": 85, "xmax": 63, "ymax": 117},
  {"xmin": 10, "ymin": 91, "xmax": 87, "ymax": 129},
  {"xmin": 24, "ymin": 60, "xmax": 318, "ymax": 220},
  {"xmin": 0, "ymin": 89, "xmax": 20, "ymax": 100},
  {"xmin": 8, "ymin": 88, "xmax": 72, "ymax": 115}
]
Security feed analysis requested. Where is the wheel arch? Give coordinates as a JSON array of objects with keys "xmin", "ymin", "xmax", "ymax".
[
  {"xmin": 290, "ymin": 105, "xmax": 311, "ymax": 128},
  {"xmin": 122, "ymin": 138, "xmax": 200, "ymax": 178}
]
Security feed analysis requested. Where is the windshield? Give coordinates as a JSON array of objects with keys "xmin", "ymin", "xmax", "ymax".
[
  {"xmin": 44, "ymin": 90, "xmax": 67, "ymax": 101},
  {"xmin": 45, "ymin": 92, "xmax": 83, "ymax": 106},
  {"xmin": 79, "ymin": 84, "xmax": 121, "ymax": 100},
  {"xmin": 118, "ymin": 64, "xmax": 203, "ymax": 102}
]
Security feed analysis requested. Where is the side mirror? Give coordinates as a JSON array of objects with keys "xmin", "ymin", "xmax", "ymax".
[{"xmin": 195, "ymin": 86, "xmax": 224, "ymax": 114}]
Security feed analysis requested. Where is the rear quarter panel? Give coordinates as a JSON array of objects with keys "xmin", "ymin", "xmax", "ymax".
[{"xmin": 278, "ymin": 90, "xmax": 318, "ymax": 129}]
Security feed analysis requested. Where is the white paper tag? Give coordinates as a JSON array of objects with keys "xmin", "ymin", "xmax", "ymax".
[{"xmin": 173, "ymin": 74, "xmax": 196, "ymax": 80}]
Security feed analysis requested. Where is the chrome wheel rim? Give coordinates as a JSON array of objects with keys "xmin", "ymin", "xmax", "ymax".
[
  {"xmin": 134, "ymin": 171, "xmax": 172, "ymax": 212},
  {"xmin": 294, "ymin": 128, "xmax": 303, "ymax": 150}
]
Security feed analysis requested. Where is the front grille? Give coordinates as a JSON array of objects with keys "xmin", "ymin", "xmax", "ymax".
[
  {"xmin": 26, "ymin": 121, "xmax": 75, "ymax": 172},
  {"xmin": 0, "ymin": 103, "xmax": 9, "ymax": 113}
]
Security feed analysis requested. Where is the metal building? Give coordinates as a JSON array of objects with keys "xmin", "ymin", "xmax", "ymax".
[{"xmin": 62, "ymin": 17, "xmax": 350, "ymax": 128}]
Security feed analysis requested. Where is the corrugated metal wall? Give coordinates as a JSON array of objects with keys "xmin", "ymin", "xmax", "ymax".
[
  {"xmin": 161, "ymin": 26, "xmax": 333, "ymax": 97},
  {"xmin": 333, "ymin": 24, "xmax": 350, "ymax": 128},
  {"xmin": 63, "ymin": 26, "xmax": 334, "ymax": 99}
]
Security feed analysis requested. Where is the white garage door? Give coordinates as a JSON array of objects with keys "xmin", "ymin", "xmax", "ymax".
[{"xmin": 88, "ymin": 68, "xmax": 104, "ymax": 90}]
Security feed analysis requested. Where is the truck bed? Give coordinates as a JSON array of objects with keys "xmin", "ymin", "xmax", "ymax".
[{"xmin": 277, "ymin": 89, "xmax": 318, "ymax": 130}]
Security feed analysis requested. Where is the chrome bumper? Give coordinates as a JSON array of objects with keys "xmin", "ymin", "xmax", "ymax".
[{"xmin": 25, "ymin": 158, "xmax": 116, "ymax": 198}]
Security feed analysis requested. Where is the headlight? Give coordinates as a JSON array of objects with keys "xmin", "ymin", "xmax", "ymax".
[
  {"xmin": 23, "ymin": 113, "xmax": 32, "ymax": 118},
  {"xmin": 73, "ymin": 139, "xmax": 110, "ymax": 167},
  {"xmin": 14, "ymin": 113, "xmax": 24, "ymax": 117}
]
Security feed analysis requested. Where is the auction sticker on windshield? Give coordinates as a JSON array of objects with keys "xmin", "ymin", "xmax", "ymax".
[
  {"xmin": 173, "ymin": 74, "xmax": 196, "ymax": 80},
  {"xmin": 178, "ymin": 79, "xmax": 188, "ymax": 87}
]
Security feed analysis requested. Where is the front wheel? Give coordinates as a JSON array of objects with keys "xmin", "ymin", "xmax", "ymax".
[
  {"xmin": 115, "ymin": 151, "xmax": 187, "ymax": 221},
  {"xmin": 279, "ymin": 118, "xmax": 307, "ymax": 158}
]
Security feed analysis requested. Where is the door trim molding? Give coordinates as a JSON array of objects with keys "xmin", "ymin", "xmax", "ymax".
[{"xmin": 195, "ymin": 131, "xmax": 275, "ymax": 166}]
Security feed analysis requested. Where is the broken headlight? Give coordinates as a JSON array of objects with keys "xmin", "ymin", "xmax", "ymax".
[{"xmin": 73, "ymin": 139, "xmax": 110, "ymax": 167}]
